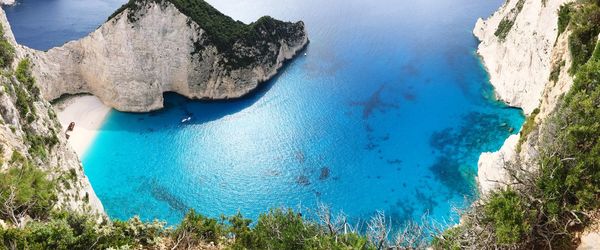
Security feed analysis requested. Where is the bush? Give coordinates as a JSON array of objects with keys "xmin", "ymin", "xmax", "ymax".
[
  {"xmin": 173, "ymin": 209, "xmax": 224, "ymax": 245},
  {"xmin": 15, "ymin": 59, "xmax": 38, "ymax": 98},
  {"xmin": 568, "ymin": 1, "xmax": 600, "ymax": 73},
  {"xmin": 558, "ymin": 4, "xmax": 573, "ymax": 35},
  {"xmin": 0, "ymin": 153, "xmax": 57, "ymax": 225},
  {"xmin": 516, "ymin": 107, "xmax": 539, "ymax": 153},
  {"xmin": 0, "ymin": 24, "xmax": 14, "ymax": 69},
  {"xmin": 484, "ymin": 189, "xmax": 531, "ymax": 245}
]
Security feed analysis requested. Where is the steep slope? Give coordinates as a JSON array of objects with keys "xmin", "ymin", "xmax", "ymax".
[
  {"xmin": 474, "ymin": 0, "xmax": 573, "ymax": 195},
  {"xmin": 0, "ymin": 18, "xmax": 103, "ymax": 227},
  {"xmin": 23, "ymin": 0, "xmax": 308, "ymax": 112},
  {"xmin": 474, "ymin": 0, "xmax": 570, "ymax": 115}
]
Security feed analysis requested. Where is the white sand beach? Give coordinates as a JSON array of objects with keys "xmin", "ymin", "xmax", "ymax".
[{"xmin": 55, "ymin": 95, "xmax": 112, "ymax": 158}]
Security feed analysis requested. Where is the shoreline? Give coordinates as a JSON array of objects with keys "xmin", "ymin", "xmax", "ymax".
[
  {"xmin": 55, "ymin": 95, "xmax": 112, "ymax": 159},
  {"xmin": 472, "ymin": 0, "xmax": 566, "ymax": 196}
]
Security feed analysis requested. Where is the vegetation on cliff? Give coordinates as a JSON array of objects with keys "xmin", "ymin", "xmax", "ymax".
[
  {"xmin": 434, "ymin": 0, "xmax": 600, "ymax": 248},
  {"xmin": 108, "ymin": 0, "xmax": 305, "ymax": 69},
  {"xmin": 494, "ymin": 0, "xmax": 526, "ymax": 40},
  {"xmin": 1, "ymin": 205, "xmax": 442, "ymax": 249},
  {"xmin": 0, "ymin": 25, "xmax": 13, "ymax": 69},
  {"xmin": 568, "ymin": 0, "xmax": 600, "ymax": 72},
  {"xmin": 7, "ymin": 0, "xmax": 600, "ymax": 248},
  {"xmin": 0, "ymin": 20, "xmax": 90, "ymax": 244}
]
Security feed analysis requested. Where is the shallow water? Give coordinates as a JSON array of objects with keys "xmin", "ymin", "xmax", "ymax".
[{"xmin": 5, "ymin": 0, "xmax": 524, "ymax": 227}]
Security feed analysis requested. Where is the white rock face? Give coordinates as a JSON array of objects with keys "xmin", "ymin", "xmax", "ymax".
[
  {"xmin": 25, "ymin": 1, "xmax": 308, "ymax": 112},
  {"xmin": 474, "ymin": 0, "xmax": 570, "ymax": 115},
  {"xmin": 0, "ymin": 8, "xmax": 104, "ymax": 215},
  {"xmin": 477, "ymin": 134, "xmax": 519, "ymax": 195},
  {"xmin": 474, "ymin": 0, "xmax": 572, "ymax": 196}
]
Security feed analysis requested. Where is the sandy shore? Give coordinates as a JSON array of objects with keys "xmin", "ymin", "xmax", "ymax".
[{"xmin": 55, "ymin": 95, "xmax": 112, "ymax": 158}]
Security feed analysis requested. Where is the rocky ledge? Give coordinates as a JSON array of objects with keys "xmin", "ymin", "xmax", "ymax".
[
  {"xmin": 22, "ymin": 0, "xmax": 308, "ymax": 112},
  {"xmin": 474, "ymin": 0, "xmax": 572, "ymax": 195}
]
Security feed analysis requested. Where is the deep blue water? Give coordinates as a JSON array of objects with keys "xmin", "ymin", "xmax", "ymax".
[{"xmin": 5, "ymin": 0, "xmax": 524, "ymax": 227}]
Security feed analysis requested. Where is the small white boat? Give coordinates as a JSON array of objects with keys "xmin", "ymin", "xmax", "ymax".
[
  {"xmin": 181, "ymin": 117, "xmax": 192, "ymax": 123},
  {"xmin": 304, "ymin": 52, "xmax": 307, "ymax": 56}
]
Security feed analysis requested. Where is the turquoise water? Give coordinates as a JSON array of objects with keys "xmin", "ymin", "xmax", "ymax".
[{"xmin": 5, "ymin": 0, "xmax": 524, "ymax": 227}]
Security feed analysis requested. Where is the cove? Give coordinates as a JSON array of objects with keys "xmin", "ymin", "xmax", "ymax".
[{"xmin": 4, "ymin": 0, "xmax": 525, "ymax": 226}]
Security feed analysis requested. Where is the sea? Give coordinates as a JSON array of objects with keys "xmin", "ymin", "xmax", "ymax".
[{"xmin": 4, "ymin": 0, "xmax": 524, "ymax": 228}]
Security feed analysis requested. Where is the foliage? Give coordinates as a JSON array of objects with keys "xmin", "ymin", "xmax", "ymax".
[
  {"xmin": 483, "ymin": 189, "xmax": 531, "ymax": 245},
  {"xmin": 15, "ymin": 60, "xmax": 37, "ymax": 96},
  {"xmin": 172, "ymin": 209, "xmax": 224, "ymax": 246},
  {"xmin": 107, "ymin": 0, "xmax": 302, "ymax": 69},
  {"xmin": 558, "ymin": 3, "xmax": 573, "ymax": 35},
  {"xmin": 431, "ymin": 226, "xmax": 463, "ymax": 250},
  {"xmin": 516, "ymin": 107, "xmax": 539, "ymax": 153},
  {"xmin": 24, "ymin": 128, "xmax": 59, "ymax": 160},
  {"xmin": 0, "ymin": 25, "xmax": 14, "ymax": 69},
  {"xmin": 549, "ymin": 60, "xmax": 565, "ymax": 83},
  {"xmin": 537, "ymin": 58, "xmax": 600, "ymax": 219},
  {"xmin": 568, "ymin": 0, "xmax": 600, "ymax": 73},
  {"xmin": 0, "ymin": 207, "xmax": 379, "ymax": 250},
  {"xmin": 435, "ymin": 1, "xmax": 600, "ymax": 248},
  {"xmin": 494, "ymin": 0, "xmax": 525, "ymax": 40},
  {"xmin": 0, "ymin": 212, "xmax": 166, "ymax": 250},
  {"xmin": 110, "ymin": 0, "xmax": 266, "ymax": 51},
  {"xmin": 13, "ymin": 59, "xmax": 39, "ymax": 121},
  {"xmin": 0, "ymin": 151, "xmax": 57, "ymax": 226}
]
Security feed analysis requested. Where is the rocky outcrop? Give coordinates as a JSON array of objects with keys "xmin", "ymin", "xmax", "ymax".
[
  {"xmin": 0, "ymin": 7, "xmax": 103, "ymax": 216},
  {"xmin": 22, "ymin": 0, "xmax": 308, "ymax": 112},
  {"xmin": 0, "ymin": 0, "xmax": 15, "ymax": 6},
  {"xmin": 474, "ymin": 0, "xmax": 572, "ymax": 195},
  {"xmin": 474, "ymin": 0, "xmax": 570, "ymax": 115},
  {"xmin": 0, "ymin": 68, "xmax": 103, "ymax": 216}
]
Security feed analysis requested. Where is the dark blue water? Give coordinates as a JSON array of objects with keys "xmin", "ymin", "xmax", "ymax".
[{"xmin": 5, "ymin": 0, "xmax": 524, "ymax": 227}]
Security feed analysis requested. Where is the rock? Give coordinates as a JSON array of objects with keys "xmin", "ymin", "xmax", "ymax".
[
  {"xmin": 475, "ymin": 0, "xmax": 573, "ymax": 196},
  {"xmin": 0, "ymin": 10, "xmax": 105, "ymax": 215},
  {"xmin": 474, "ymin": 0, "xmax": 571, "ymax": 115},
  {"xmin": 477, "ymin": 134, "xmax": 519, "ymax": 195},
  {"xmin": 24, "ymin": 0, "xmax": 308, "ymax": 112}
]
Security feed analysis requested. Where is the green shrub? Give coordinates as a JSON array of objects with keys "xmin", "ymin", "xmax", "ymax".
[
  {"xmin": 538, "ymin": 59, "xmax": 600, "ymax": 219},
  {"xmin": 484, "ymin": 189, "xmax": 531, "ymax": 245},
  {"xmin": 0, "ymin": 25, "xmax": 14, "ymax": 69},
  {"xmin": 431, "ymin": 226, "xmax": 463, "ymax": 250},
  {"xmin": 15, "ymin": 59, "xmax": 38, "ymax": 98},
  {"xmin": 516, "ymin": 107, "xmax": 540, "ymax": 153},
  {"xmin": 568, "ymin": 1, "xmax": 600, "ymax": 73},
  {"xmin": 173, "ymin": 209, "xmax": 224, "ymax": 244},
  {"xmin": 549, "ymin": 60, "xmax": 565, "ymax": 83},
  {"xmin": 249, "ymin": 209, "xmax": 319, "ymax": 249},
  {"xmin": 494, "ymin": 0, "xmax": 526, "ymax": 40},
  {"xmin": 0, "ymin": 154, "xmax": 57, "ymax": 224},
  {"xmin": 558, "ymin": 3, "xmax": 573, "ymax": 35}
]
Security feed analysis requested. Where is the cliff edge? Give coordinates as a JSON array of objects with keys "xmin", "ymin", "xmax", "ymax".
[
  {"xmin": 474, "ymin": 0, "xmax": 573, "ymax": 195},
  {"xmin": 22, "ymin": 0, "xmax": 308, "ymax": 112}
]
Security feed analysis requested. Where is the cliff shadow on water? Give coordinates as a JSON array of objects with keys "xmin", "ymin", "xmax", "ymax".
[{"xmin": 99, "ymin": 43, "xmax": 309, "ymax": 133}]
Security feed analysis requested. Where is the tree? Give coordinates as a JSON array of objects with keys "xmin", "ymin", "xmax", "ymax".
[{"xmin": 0, "ymin": 152, "xmax": 56, "ymax": 227}]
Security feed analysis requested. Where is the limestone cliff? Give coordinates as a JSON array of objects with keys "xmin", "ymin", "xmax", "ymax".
[
  {"xmin": 0, "ymin": 18, "xmax": 103, "ymax": 216},
  {"xmin": 22, "ymin": 0, "xmax": 308, "ymax": 112},
  {"xmin": 474, "ymin": 0, "xmax": 573, "ymax": 195}
]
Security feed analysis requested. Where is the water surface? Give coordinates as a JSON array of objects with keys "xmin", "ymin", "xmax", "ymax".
[{"xmin": 5, "ymin": 0, "xmax": 524, "ymax": 227}]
